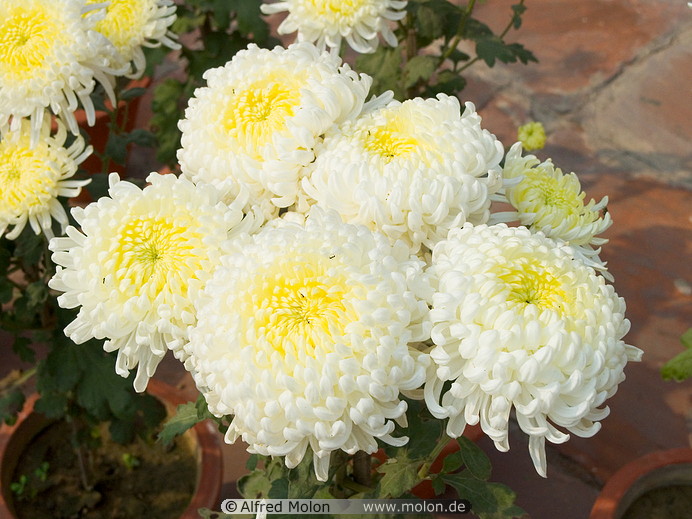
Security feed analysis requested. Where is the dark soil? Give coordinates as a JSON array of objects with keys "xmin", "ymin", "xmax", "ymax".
[
  {"xmin": 622, "ymin": 485, "xmax": 692, "ymax": 519},
  {"xmin": 9, "ymin": 420, "xmax": 197, "ymax": 519}
]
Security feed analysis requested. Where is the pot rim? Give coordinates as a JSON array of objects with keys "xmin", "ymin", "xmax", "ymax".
[
  {"xmin": 0, "ymin": 378, "xmax": 223, "ymax": 519},
  {"xmin": 589, "ymin": 447, "xmax": 692, "ymax": 519}
]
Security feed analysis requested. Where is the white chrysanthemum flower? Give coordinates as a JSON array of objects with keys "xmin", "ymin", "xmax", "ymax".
[
  {"xmin": 261, "ymin": 0, "xmax": 406, "ymax": 54},
  {"xmin": 187, "ymin": 208, "xmax": 432, "ymax": 481},
  {"xmin": 424, "ymin": 223, "xmax": 643, "ymax": 477},
  {"xmin": 85, "ymin": 0, "xmax": 180, "ymax": 78},
  {"xmin": 0, "ymin": 119, "xmax": 91, "ymax": 240},
  {"xmin": 49, "ymin": 172, "xmax": 257, "ymax": 392},
  {"xmin": 178, "ymin": 43, "xmax": 372, "ymax": 219},
  {"xmin": 500, "ymin": 142, "xmax": 613, "ymax": 278},
  {"xmin": 303, "ymin": 95, "xmax": 504, "ymax": 253},
  {"xmin": 0, "ymin": 0, "xmax": 120, "ymax": 144}
]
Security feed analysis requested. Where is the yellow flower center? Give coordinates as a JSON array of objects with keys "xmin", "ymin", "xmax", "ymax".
[
  {"xmin": 363, "ymin": 114, "xmax": 422, "ymax": 164},
  {"xmin": 499, "ymin": 259, "xmax": 568, "ymax": 313},
  {"xmin": 86, "ymin": 0, "xmax": 149, "ymax": 55},
  {"xmin": 221, "ymin": 76, "xmax": 303, "ymax": 155},
  {"xmin": 111, "ymin": 217, "xmax": 203, "ymax": 301},
  {"xmin": 0, "ymin": 5, "xmax": 63, "ymax": 81},
  {"xmin": 0, "ymin": 138, "xmax": 59, "ymax": 215},
  {"xmin": 512, "ymin": 168, "xmax": 585, "ymax": 217},
  {"xmin": 242, "ymin": 254, "xmax": 357, "ymax": 358},
  {"xmin": 303, "ymin": 0, "xmax": 368, "ymax": 19}
]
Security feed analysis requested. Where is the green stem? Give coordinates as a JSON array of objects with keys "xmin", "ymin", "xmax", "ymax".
[
  {"xmin": 441, "ymin": 0, "xmax": 527, "ymax": 75},
  {"xmin": 0, "ymin": 367, "xmax": 37, "ymax": 396},
  {"xmin": 439, "ymin": 0, "xmax": 477, "ymax": 66},
  {"xmin": 417, "ymin": 432, "xmax": 451, "ymax": 481}
]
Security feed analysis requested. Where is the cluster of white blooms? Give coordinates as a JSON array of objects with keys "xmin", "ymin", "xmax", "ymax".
[
  {"xmin": 47, "ymin": 37, "xmax": 641, "ymax": 482},
  {"xmin": 0, "ymin": 0, "xmax": 180, "ymax": 241},
  {"xmin": 261, "ymin": 0, "xmax": 407, "ymax": 55}
]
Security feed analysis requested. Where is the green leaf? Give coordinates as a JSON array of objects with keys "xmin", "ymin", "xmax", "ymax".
[
  {"xmin": 441, "ymin": 472, "xmax": 525, "ymax": 519},
  {"xmin": 418, "ymin": 0, "xmax": 462, "ymax": 41},
  {"xmin": 376, "ymin": 452, "xmax": 421, "ymax": 498},
  {"xmin": 14, "ymin": 229, "xmax": 45, "ymax": 266},
  {"xmin": 449, "ymin": 48, "xmax": 471, "ymax": 64},
  {"xmin": 464, "ymin": 18, "xmax": 493, "ymax": 40},
  {"xmin": 12, "ymin": 336, "xmax": 35, "ymax": 363},
  {"xmin": 415, "ymin": 4, "xmax": 444, "ymax": 41},
  {"xmin": 476, "ymin": 37, "xmax": 513, "ymax": 67},
  {"xmin": 125, "ymin": 128, "xmax": 157, "ymax": 148},
  {"xmin": 285, "ymin": 452, "xmax": 326, "ymax": 499},
  {"xmin": 246, "ymin": 454, "xmax": 259, "ymax": 471},
  {"xmin": 158, "ymin": 401, "xmax": 204, "ymax": 445},
  {"xmin": 268, "ymin": 476, "xmax": 290, "ymax": 499},
  {"xmin": 84, "ymin": 173, "xmax": 110, "ymax": 201},
  {"xmin": 426, "ymin": 70, "xmax": 466, "ymax": 97},
  {"xmin": 75, "ymin": 346, "xmax": 134, "ymax": 421},
  {"xmin": 0, "ymin": 279, "xmax": 12, "ymax": 304},
  {"xmin": 458, "ymin": 435, "xmax": 492, "ymax": 480},
  {"xmin": 238, "ymin": 469, "xmax": 274, "ymax": 499},
  {"xmin": 104, "ymin": 132, "xmax": 128, "ymax": 166},
  {"xmin": 356, "ymin": 47, "xmax": 404, "ymax": 99},
  {"xmin": 233, "ymin": 0, "xmax": 271, "ymax": 42},
  {"xmin": 431, "ymin": 474, "xmax": 447, "ymax": 496},
  {"xmin": 403, "ymin": 55, "xmax": 437, "ymax": 89},
  {"xmin": 511, "ymin": 2, "xmax": 528, "ymax": 29},
  {"xmin": 26, "ymin": 281, "xmax": 48, "ymax": 309},
  {"xmin": 109, "ymin": 417, "xmax": 137, "ymax": 444},
  {"xmin": 151, "ymin": 78, "xmax": 188, "ymax": 166},
  {"xmin": 0, "ymin": 388, "xmax": 25, "ymax": 426},
  {"xmin": 441, "ymin": 449, "xmax": 463, "ymax": 474},
  {"xmin": 390, "ymin": 399, "xmax": 443, "ymax": 460},
  {"xmin": 661, "ymin": 329, "xmax": 692, "ymax": 382}
]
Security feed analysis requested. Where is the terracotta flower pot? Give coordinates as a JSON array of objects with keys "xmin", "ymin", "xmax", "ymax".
[
  {"xmin": 589, "ymin": 448, "xmax": 692, "ymax": 519},
  {"xmin": 0, "ymin": 378, "xmax": 223, "ymax": 519}
]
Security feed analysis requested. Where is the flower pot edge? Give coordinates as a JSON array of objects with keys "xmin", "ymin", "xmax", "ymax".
[
  {"xmin": 589, "ymin": 447, "xmax": 692, "ymax": 519},
  {"xmin": 0, "ymin": 379, "xmax": 223, "ymax": 519}
]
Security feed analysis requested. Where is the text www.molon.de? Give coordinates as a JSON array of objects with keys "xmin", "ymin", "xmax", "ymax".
[{"xmin": 220, "ymin": 498, "xmax": 472, "ymax": 515}]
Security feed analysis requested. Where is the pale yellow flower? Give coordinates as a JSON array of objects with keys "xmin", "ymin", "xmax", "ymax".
[
  {"xmin": 425, "ymin": 223, "xmax": 642, "ymax": 477},
  {"xmin": 0, "ymin": 119, "xmax": 91, "ymax": 240},
  {"xmin": 261, "ymin": 0, "xmax": 406, "ymax": 54},
  {"xmin": 187, "ymin": 209, "xmax": 432, "ymax": 481},
  {"xmin": 501, "ymin": 143, "xmax": 613, "ymax": 278},
  {"xmin": 303, "ymin": 95, "xmax": 504, "ymax": 252},
  {"xmin": 0, "ymin": 0, "xmax": 119, "ymax": 143},
  {"xmin": 178, "ymin": 43, "xmax": 371, "ymax": 219},
  {"xmin": 49, "ymin": 173, "xmax": 256, "ymax": 392},
  {"xmin": 86, "ymin": 0, "xmax": 180, "ymax": 78}
]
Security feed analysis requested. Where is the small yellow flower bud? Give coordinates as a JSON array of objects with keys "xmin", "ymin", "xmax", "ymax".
[{"xmin": 518, "ymin": 121, "xmax": 547, "ymax": 151}]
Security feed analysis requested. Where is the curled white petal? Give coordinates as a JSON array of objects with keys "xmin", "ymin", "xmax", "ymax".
[
  {"xmin": 304, "ymin": 95, "xmax": 503, "ymax": 253},
  {"xmin": 186, "ymin": 208, "xmax": 432, "ymax": 480},
  {"xmin": 178, "ymin": 42, "xmax": 371, "ymax": 219},
  {"xmin": 424, "ymin": 223, "xmax": 642, "ymax": 477},
  {"xmin": 49, "ymin": 173, "xmax": 256, "ymax": 391}
]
